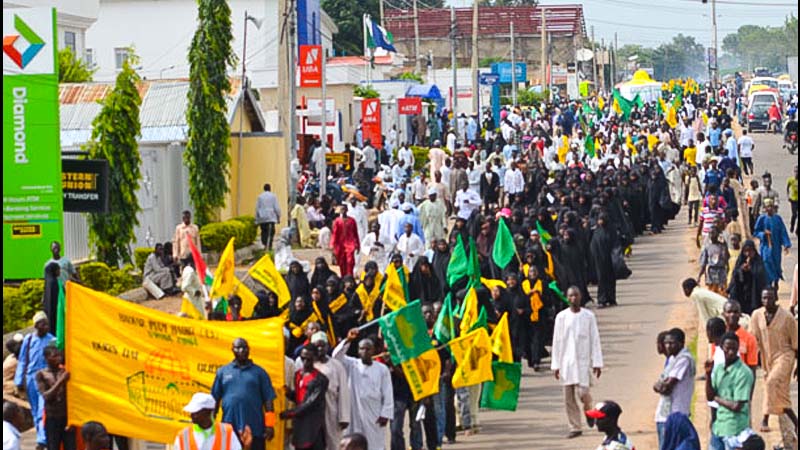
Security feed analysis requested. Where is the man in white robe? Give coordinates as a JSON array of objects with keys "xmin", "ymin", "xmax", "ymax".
[
  {"xmin": 311, "ymin": 332, "xmax": 352, "ymax": 450},
  {"xmin": 360, "ymin": 222, "xmax": 395, "ymax": 274},
  {"xmin": 347, "ymin": 195, "xmax": 369, "ymax": 243},
  {"xmin": 551, "ymin": 286, "xmax": 604, "ymax": 439},
  {"xmin": 418, "ymin": 190, "xmax": 447, "ymax": 248},
  {"xmin": 377, "ymin": 201, "xmax": 404, "ymax": 245},
  {"xmin": 396, "ymin": 222, "xmax": 425, "ymax": 269},
  {"xmin": 334, "ymin": 330, "xmax": 394, "ymax": 450}
]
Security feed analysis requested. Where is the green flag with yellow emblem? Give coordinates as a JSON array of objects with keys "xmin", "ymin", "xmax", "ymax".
[
  {"xmin": 379, "ymin": 299, "xmax": 433, "ymax": 364},
  {"xmin": 480, "ymin": 361, "xmax": 522, "ymax": 411}
]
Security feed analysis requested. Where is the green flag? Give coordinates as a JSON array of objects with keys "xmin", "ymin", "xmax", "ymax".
[
  {"xmin": 672, "ymin": 90, "xmax": 683, "ymax": 109},
  {"xmin": 480, "ymin": 361, "xmax": 522, "ymax": 411},
  {"xmin": 492, "ymin": 218, "xmax": 516, "ymax": 269},
  {"xmin": 547, "ymin": 280, "xmax": 570, "ymax": 306},
  {"xmin": 467, "ymin": 237, "xmax": 481, "ymax": 288},
  {"xmin": 535, "ymin": 221, "xmax": 552, "ymax": 247},
  {"xmin": 468, "ymin": 307, "xmax": 488, "ymax": 333},
  {"xmin": 379, "ymin": 299, "xmax": 433, "ymax": 364},
  {"xmin": 214, "ymin": 298, "xmax": 229, "ymax": 314},
  {"xmin": 447, "ymin": 235, "xmax": 469, "ymax": 287},
  {"xmin": 584, "ymin": 134, "xmax": 596, "ymax": 158},
  {"xmin": 633, "ymin": 93, "xmax": 644, "ymax": 109},
  {"xmin": 433, "ymin": 293, "xmax": 456, "ymax": 344},
  {"xmin": 56, "ymin": 280, "xmax": 66, "ymax": 350}
]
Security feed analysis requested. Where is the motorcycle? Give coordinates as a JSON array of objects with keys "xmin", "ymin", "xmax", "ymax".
[{"xmin": 784, "ymin": 131, "xmax": 798, "ymax": 155}]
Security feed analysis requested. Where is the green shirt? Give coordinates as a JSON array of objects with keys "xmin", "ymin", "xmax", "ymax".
[
  {"xmin": 787, "ymin": 177, "xmax": 798, "ymax": 202},
  {"xmin": 711, "ymin": 358, "xmax": 754, "ymax": 437}
]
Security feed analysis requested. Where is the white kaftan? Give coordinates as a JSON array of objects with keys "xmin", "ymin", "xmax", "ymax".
[{"xmin": 551, "ymin": 308, "xmax": 604, "ymax": 387}]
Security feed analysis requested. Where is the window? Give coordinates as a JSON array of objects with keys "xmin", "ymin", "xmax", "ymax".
[
  {"xmin": 84, "ymin": 48, "xmax": 94, "ymax": 67},
  {"xmin": 64, "ymin": 31, "xmax": 76, "ymax": 53},
  {"xmin": 114, "ymin": 48, "xmax": 129, "ymax": 70}
]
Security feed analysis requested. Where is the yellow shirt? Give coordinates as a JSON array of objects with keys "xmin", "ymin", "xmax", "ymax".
[{"xmin": 684, "ymin": 147, "xmax": 697, "ymax": 166}]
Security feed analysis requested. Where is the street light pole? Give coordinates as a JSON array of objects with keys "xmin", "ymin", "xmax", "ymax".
[
  {"xmin": 711, "ymin": 0, "xmax": 719, "ymax": 100},
  {"xmin": 237, "ymin": 11, "xmax": 262, "ymax": 215}
]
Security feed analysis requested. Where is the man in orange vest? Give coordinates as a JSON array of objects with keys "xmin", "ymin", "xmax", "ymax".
[{"xmin": 175, "ymin": 393, "xmax": 252, "ymax": 450}]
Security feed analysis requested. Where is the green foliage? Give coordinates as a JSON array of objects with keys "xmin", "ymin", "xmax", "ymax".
[
  {"xmin": 617, "ymin": 35, "xmax": 705, "ymax": 81},
  {"xmin": 58, "ymin": 47, "xmax": 95, "ymax": 83},
  {"xmin": 354, "ymin": 85, "xmax": 380, "ymax": 98},
  {"xmin": 185, "ymin": 0, "xmax": 236, "ymax": 226},
  {"xmin": 410, "ymin": 146, "xmax": 429, "ymax": 171},
  {"xmin": 3, "ymin": 280, "xmax": 45, "ymax": 333},
  {"xmin": 85, "ymin": 49, "xmax": 142, "ymax": 268},
  {"xmin": 479, "ymin": 56, "xmax": 505, "ymax": 67},
  {"xmin": 397, "ymin": 72, "xmax": 424, "ymax": 83},
  {"xmin": 199, "ymin": 216, "xmax": 256, "ymax": 253},
  {"xmin": 322, "ymin": 0, "xmax": 380, "ymax": 56},
  {"xmin": 80, "ymin": 262, "xmax": 113, "ymax": 292},
  {"xmin": 229, "ymin": 215, "xmax": 257, "ymax": 246},
  {"xmin": 722, "ymin": 16, "xmax": 798, "ymax": 72},
  {"xmin": 134, "ymin": 247, "xmax": 154, "ymax": 273},
  {"xmin": 515, "ymin": 89, "xmax": 548, "ymax": 107},
  {"xmin": 79, "ymin": 262, "xmax": 139, "ymax": 296}
]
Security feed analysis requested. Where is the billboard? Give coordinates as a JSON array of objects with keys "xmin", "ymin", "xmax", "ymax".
[
  {"xmin": 361, "ymin": 98, "xmax": 382, "ymax": 148},
  {"xmin": 3, "ymin": 7, "xmax": 62, "ymax": 279},
  {"xmin": 491, "ymin": 62, "xmax": 527, "ymax": 84},
  {"xmin": 299, "ymin": 44, "xmax": 322, "ymax": 87},
  {"xmin": 62, "ymin": 159, "xmax": 110, "ymax": 213},
  {"xmin": 398, "ymin": 97, "xmax": 422, "ymax": 115}
]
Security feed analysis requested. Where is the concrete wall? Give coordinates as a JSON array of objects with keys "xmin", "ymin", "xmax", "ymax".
[{"xmin": 223, "ymin": 134, "xmax": 289, "ymax": 227}]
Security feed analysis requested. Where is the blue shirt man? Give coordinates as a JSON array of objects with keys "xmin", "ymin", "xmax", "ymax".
[
  {"xmin": 14, "ymin": 312, "xmax": 56, "ymax": 446},
  {"xmin": 724, "ymin": 130, "xmax": 738, "ymax": 160},
  {"xmin": 709, "ymin": 126, "xmax": 722, "ymax": 148},
  {"xmin": 704, "ymin": 164, "xmax": 723, "ymax": 191},
  {"xmin": 212, "ymin": 338, "xmax": 276, "ymax": 450},
  {"xmin": 395, "ymin": 206, "xmax": 424, "ymax": 243}
]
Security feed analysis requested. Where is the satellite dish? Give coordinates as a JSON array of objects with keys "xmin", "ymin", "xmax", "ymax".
[{"xmin": 576, "ymin": 48, "xmax": 594, "ymax": 62}]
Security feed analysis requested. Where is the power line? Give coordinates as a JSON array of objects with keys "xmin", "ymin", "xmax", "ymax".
[{"xmin": 589, "ymin": 17, "xmax": 739, "ymax": 32}]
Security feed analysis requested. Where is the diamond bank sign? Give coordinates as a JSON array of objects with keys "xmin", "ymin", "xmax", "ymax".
[
  {"xmin": 299, "ymin": 45, "xmax": 322, "ymax": 87},
  {"xmin": 3, "ymin": 9, "xmax": 55, "ymax": 76}
]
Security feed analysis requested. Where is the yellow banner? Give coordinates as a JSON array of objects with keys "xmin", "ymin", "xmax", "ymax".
[
  {"xmin": 401, "ymin": 348, "xmax": 441, "ymax": 401},
  {"xmin": 449, "ymin": 328, "xmax": 493, "ymax": 389},
  {"xmin": 65, "ymin": 282, "xmax": 285, "ymax": 446}
]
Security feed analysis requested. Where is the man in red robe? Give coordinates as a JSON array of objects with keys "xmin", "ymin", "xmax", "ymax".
[{"xmin": 330, "ymin": 206, "xmax": 360, "ymax": 277}]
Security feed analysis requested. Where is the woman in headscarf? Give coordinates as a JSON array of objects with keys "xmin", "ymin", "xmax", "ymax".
[
  {"xmin": 548, "ymin": 227, "xmax": 593, "ymax": 305},
  {"xmin": 355, "ymin": 273, "xmax": 381, "ymax": 323},
  {"xmin": 521, "ymin": 265, "xmax": 553, "ymax": 371},
  {"xmin": 727, "ymin": 239, "xmax": 768, "ymax": 315},
  {"xmin": 409, "ymin": 256, "xmax": 442, "ymax": 306},
  {"xmin": 42, "ymin": 262, "xmax": 61, "ymax": 327},
  {"xmin": 310, "ymin": 257, "xmax": 335, "ymax": 289},
  {"xmin": 325, "ymin": 275, "xmax": 353, "ymax": 339},
  {"xmin": 360, "ymin": 260, "xmax": 384, "ymax": 289},
  {"xmin": 287, "ymin": 296, "xmax": 316, "ymax": 355},
  {"xmin": 648, "ymin": 166, "xmax": 670, "ymax": 234},
  {"xmin": 430, "ymin": 239, "xmax": 451, "ymax": 297},
  {"xmin": 590, "ymin": 213, "xmax": 620, "ymax": 308},
  {"xmin": 284, "ymin": 260, "xmax": 311, "ymax": 304},
  {"xmin": 252, "ymin": 290, "xmax": 281, "ymax": 319},
  {"xmin": 497, "ymin": 273, "xmax": 531, "ymax": 363}
]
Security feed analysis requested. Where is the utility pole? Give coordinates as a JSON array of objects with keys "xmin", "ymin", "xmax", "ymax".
[
  {"xmin": 413, "ymin": 0, "xmax": 421, "ymax": 73},
  {"xmin": 279, "ymin": 0, "xmax": 296, "ymax": 209},
  {"xmin": 379, "ymin": 0, "xmax": 385, "ymax": 27},
  {"xmin": 613, "ymin": 32, "xmax": 618, "ymax": 87},
  {"xmin": 591, "ymin": 26, "xmax": 597, "ymax": 95},
  {"xmin": 320, "ymin": 48, "xmax": 327, "ymax": 200},
  {"xmin": 600, "ymin": 38, "xmax": 606, "ymax": 93},
  {"xmin": 450, "ymin": 5, "xmax": 458, "ymax": 128},
  {"xmin": 511, "ymin": 22, "xmax": 516, "ymax": 106},
  {"xmin": 471, "ymin": 0, "xmax": 479, "ymax": 114},
  {"xmin": 710, "ymin": 0, "xmax": 718, "ymax": 99},
  {"xmin": 540, "ymin": 7, "xmax": 546, "ymax": 94}
]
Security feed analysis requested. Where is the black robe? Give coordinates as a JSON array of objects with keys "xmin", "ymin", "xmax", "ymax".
[
  {"xmin": 43, "ymin": 262, "xmax": 60, "ymax": 326},
  {"xmin": 497, "ymin": 285, "xmax": 531, "ymax": 363},
  {"xmin": 549, "ymin": 235, "xmax": 593, "ymax": 305},
  {"xmin": 727, "ymin": 244, "xmax": 768, "ymax": 315},
  {"xmin": 285, "ymin": 370, "xmax": 329, "ymax": 449},
  {"xmin": 590, "ymin": 225, "xmax": 619, "ymax": 306}
]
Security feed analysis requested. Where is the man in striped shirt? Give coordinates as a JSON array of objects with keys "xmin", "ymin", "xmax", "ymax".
[{"xmin": 697, "ymin": 194, "xmax": 726, "ymax": 248}]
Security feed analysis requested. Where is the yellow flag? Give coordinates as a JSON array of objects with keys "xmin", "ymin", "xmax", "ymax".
[
  {"xmin": 209, "ymin": 238, "xmax": 236, "ymax": 299},
  {"xmin": 612, "ymin": 98, "xmax": 622, "ymax": 115},
  {"xmin": 597, "ymin": 95, "xmax": 605, "ymax": 111},
  {"xmin": 382, "ymin": 264, "xmax": 408, "ymax": 311},
  {"xmin": 459, "ymin": 287, "xmax": 479, "ymax": 336},
  {"xmin": 557, "ymin": 135, "xmax": 570, "ymax": 164},
  {"xmin": 249, "ymin": 253, "xmax": 291, "ymax": 308},
  {"xmin": 625, "ymin": 134, "xmax": 637, "ymax": 155},
  {"xmin": 490, "ymin": 313, "xmax": 513, "ymax": 363},
  {"xmin": 65, "ymin": 283, "xmax": 285, "ymax": 447},
  {"xmin": 647, "ymin": 134, "xmax": 659, "ymax": 151},
  {"xmin": 666, "ymin": 106, "xmax": 678, "ymax": 129},
  {"xmin": 450, "ymin": 328, "xmax": 493, "ymax": 388},
  {"xmin": 480, "ymin": 277, "xmax": 507, "ymax": 291},
  {"xmin": 180, "ymin": 296, "xmax": 204, "ymax": 319},
  {"xmin": 701, "ymin": 110, "xmax": 709, "ymax": 125},
  {"xmin": 401, "ymin": 348, "xmax": 441, "ymax": 401},
  {"xmin": 659, "ymin": 98, "xmax": 668, "ymax": 116},
  {"xmin": 232, "ymin": 279, "xmax": 258, "ymax": 318}
]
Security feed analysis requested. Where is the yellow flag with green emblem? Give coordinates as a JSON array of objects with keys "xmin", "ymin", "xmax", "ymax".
[
  {"xmin": 249, "ymin": 253, "xmax": 291, "ymax": 308},
  {"xmin": 209, "ymin": 238, "xmax": 236, "ymax": 300},
  {"xmin": 450, "ymin": 328, "xmax": 493, "ymax": 388},
  {"xmin": 401, "ymin": 348, "xmax": 441, "ymax": 401}
]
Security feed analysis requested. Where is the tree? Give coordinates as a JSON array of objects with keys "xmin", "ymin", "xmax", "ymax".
[
  {"xmin": 721, "ymin": 17, "xmax": 796, "ymax": 72},
  {"xmin": 397, "ymin": 71, "xmax": 423, "ymax": 83},
  {"xmin": 185, "ymin": 0, "xmax": 236, "ymax": 226},
  {"xmin": 354, "ymin": 85, "xmax": 380, "ymax": 98},
  {"xmin": 322, "ymin": 0, "xmax": 379, "ymax": 56},
  {"xmin": 85, "ymin": 51, "xmax": 142, "ymax": 267},
  {"xmin": 58, "ymin": 47, "xmax": 95, "ymax": 83},
  {"xmin": 652, "ymin": 34, "xmax": 705, "ymax": 80}
]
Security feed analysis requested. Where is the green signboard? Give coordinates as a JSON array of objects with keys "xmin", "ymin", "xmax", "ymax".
[{"xmin": 3, "ymin": 7, "xmax": 62, "ymax": 280}]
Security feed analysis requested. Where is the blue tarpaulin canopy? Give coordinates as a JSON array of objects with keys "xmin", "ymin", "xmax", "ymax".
[{"xmin": 405, "ymin": 84, "xmax": 442, "ymax": 100}]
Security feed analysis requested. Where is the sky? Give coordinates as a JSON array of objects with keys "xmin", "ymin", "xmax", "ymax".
[{"xmin": 445, "ymin": 0, "xmax": 798, "ymax": 50}]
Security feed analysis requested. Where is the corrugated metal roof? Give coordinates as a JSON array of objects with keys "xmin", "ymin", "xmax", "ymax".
[{"xmin": 59, "ymin": 79, "xmax": 249, "ymax": 147}]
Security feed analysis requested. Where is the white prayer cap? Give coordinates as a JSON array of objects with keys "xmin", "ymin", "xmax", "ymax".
[
  {"xmin": 183, "ymin": 393, "xmax": 216, "ymax": 413},
  {"xmin": 32, "ymin": 311, "xmax": 48, "ymax": 325}
]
